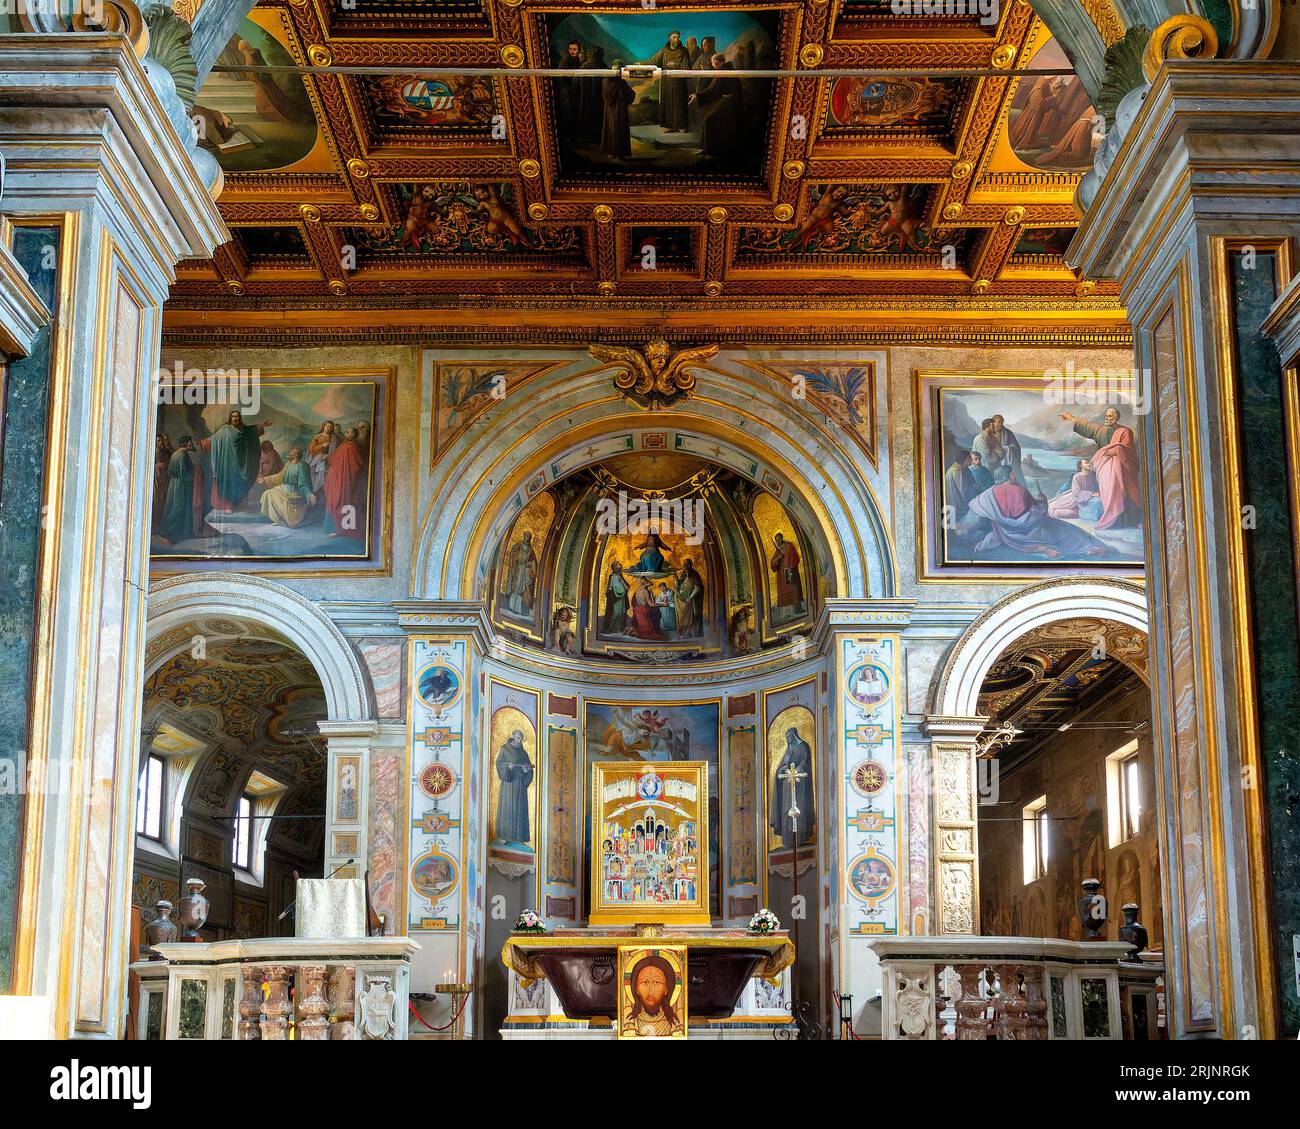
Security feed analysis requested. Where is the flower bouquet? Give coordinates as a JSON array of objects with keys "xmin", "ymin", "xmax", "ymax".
[
  {"xmin": 748, "ymin": 907, "xmax": 781, "ymax": 934},
  {"xmin": 514, "ymin": 908, "xmax": 547, "ymax": 934}
]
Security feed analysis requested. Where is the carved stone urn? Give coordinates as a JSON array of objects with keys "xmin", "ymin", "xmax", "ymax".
[
  {"xmin": 1117, "ymin": 902, "xmax": 1149, "ymax": 957},
  {"xmin": 1076, "ymin": 878, "xmax": 1108, "ymax": 940},
  {"xmin": 178, "ymin": 877, "xmax": 210, "ymax": 940},
  {"xmin": 143, "ymin": 900, "xmax": 178, "ymax": 956}
]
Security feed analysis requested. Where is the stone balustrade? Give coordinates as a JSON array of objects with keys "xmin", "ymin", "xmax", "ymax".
[
  {"xmin": 130, "ymin": 936, "xmax": 419, "ymax": 1040},
  {"xmin": 869, "ymin": 936, "xmax": 1165, "ymax": 1041}
]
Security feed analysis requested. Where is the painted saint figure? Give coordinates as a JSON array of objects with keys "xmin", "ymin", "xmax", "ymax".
[
  {"xmin": 257, "ymin": 446, "xmax": 317, "ymax": 527},
  {"xmin": 770, "ymin": 533, "xmax": 805, "ymax": 617},
  {"xmin": 770, "ymin": 726, "xmax": 815, "ymax": 847},
  {"xmin": 158, "ymin": 435, "xmax": 206, "ymax": 542},
  {"xmin": 493, "ymin": 729, "xmax": 534, "ymax": 846},
  {"xmin": 970, "ymin": 414, "xmax": 1025, "ymax": 487},
  {"xmin": 1059, "ymin": 407, "xmax": 1142, "ymax": 529},
  {"xmin": 1047, "ymin": 458, "xmax": 1101, "ymax": 521},
  {"xmin": 630, "ymin": 578, "xmax": 666, "ymax": 639},
  {"xmin": 943, "ymin": 449, "xmax": 978, "ymax": 519},
  {"xmin": 647, "ymin": 32, "xmax": 692, "ymax": 132},
  {"xmin": 322, "ymin": 426, "xmax": 368, "ymax": 538},
  {"xmin": 675, "ymin": 558, "xmax": 704, "ymax": 637},
  {"xmin": 603, "ymin": 561, "xmax": 631, "ymax": 634},
  {"xmin": 503, "ymin": 529, "xmax": 538, "ymax": 616},
  {"xmin": 202, "ymin": 409, "xmax": 272, "ymax": 513},
  {"xmin": 601, "ymin": 62, "xmax": 635, "ymax": 159}
]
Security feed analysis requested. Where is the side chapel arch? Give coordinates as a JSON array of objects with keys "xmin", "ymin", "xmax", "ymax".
[
  {"xmin": 926, "ymin": 577, "xmax": 1149, "ymax": 937},
  {"xmin": 146, "ymin": 572, "xmax": 374, "ymax": 722}
]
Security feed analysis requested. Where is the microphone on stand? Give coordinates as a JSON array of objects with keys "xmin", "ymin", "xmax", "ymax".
[{"xmin": 276, "ymin": 858, "xmax": 355, "ymax": 923}]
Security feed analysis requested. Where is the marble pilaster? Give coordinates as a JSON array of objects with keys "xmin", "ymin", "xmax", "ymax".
[
  {"xmin": 1071, "ymin": 59, "xmax": 1300, "ymax": 1038},
  {"xmin": 0, "ymin": 34, "xmax": 225, "ymax": 1035}
]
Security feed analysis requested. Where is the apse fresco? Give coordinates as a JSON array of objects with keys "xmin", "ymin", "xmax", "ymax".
[
  {"xmin": 151, "ymin": 375, "xmax": 385, "ymax": 565},
  {"xmin": 547, "ymin": 9, "xmax": 779, "ymax": 178},
  {"xmin": 497, "ymin": 490, "xmax": 555, "ymax": 637},
  {"xmin": 585, "ymin": 699, "xmax": 721, "ymax": 916},
  {"xmin": 929, "ymin": 383, "xmax": 1145, "ymax": 567},
  {"xmin": 356, "ymin": 183, "xmax": 583, "ymax": 257},
  {"xmin": 589, "ymin": 508, "xmax": 721, "ymax": 656},
  {"xmin": 751, "ymin": 491, "xmax": 813, "ymax": 632},
  {"xmin": 738, "ymin": 184, "xmax": 944, "ymax": 256},
  {"xmin": 193, "ymin": 17, "xmax": 319, "ymax": 174},
  {"xmin": 824, "ymin": 76, "xmax": 960, "ymax": 136},
  {"xmin": 1007, "ymin": 39, "xmax": 1099, "ymax": 172},
  {"xmin": 364, "ymin": 73, "xmax": 499, "ymax": 135}
]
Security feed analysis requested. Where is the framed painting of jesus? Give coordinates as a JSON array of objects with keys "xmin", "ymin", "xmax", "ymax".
[{"xmin": 590, "ymin": 761, "xmax": 709, "ymax": 926}]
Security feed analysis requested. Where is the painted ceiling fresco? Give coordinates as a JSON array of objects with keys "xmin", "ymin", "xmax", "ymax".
[{"xmin": 171, "ymin": 1, "xmax": 1114, "ymax": 310}]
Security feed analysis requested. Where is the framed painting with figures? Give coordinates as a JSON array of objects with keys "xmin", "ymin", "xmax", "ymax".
[
  {"xmin": 150, "ymin": 368, "xmax": 393, "ymax": 575},
  {"xmin": 590, "ymin": 761, "xmax": 709, "ymax": 926},
  {"xmin": 916, "ymin": 370, "xmax": 1146, "ymax": 580}
]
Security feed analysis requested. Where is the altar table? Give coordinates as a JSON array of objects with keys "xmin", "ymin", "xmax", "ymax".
[{"xmin": 500, "ymin": 928, "xmax": 795, "ymax": 1022}]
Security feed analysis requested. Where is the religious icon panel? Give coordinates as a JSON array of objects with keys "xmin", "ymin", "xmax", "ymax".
[
  {"xmin": 618, "ymin": 945, "xmax": 688, "ymax": 1039},
  {"xmin": 591, "ymin": 762, "xmax": 710, "ymax": 926}
]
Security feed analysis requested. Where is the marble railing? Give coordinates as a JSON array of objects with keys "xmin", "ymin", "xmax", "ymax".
[
  {"xmin": 869, "ymin": 936, "xmax": 1165, "ymax": 1041},
  {"xmin": 130, "ymin": 936, "xmax": 420, "ymax": 1040}
]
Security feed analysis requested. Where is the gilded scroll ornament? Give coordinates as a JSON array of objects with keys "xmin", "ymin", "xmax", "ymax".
[
  {"xmin": 589, "ymin": 338, "xmax": 720, "ymax": 410},
  {"xmin": 1142, "ymin": 15, "xmax": 1219, "ymax": 82}
]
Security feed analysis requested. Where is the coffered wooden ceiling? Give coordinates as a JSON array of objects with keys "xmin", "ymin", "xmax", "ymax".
[{"xmin": 168, "ymin": 0, "xmax": 1123, "ymax": 332}]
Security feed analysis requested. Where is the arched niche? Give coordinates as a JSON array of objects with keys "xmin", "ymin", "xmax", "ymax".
[{"xmin": 415, "ymin": 362, "xmax": 895, "ymax": 603}]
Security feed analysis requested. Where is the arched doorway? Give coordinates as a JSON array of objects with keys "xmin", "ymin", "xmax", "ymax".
[
  {"xmin": 138, "ymin": 574, "xmax": 375, "ymax": 938},
  {"xmin": 972, "ymin": 617, "xmax": 1159, "ymax": 952}
]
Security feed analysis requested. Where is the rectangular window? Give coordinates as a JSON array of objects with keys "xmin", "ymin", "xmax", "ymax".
[
  {"xmin": 136, "ymin": 754, "xmax": 164, "ymax": 841},
  {"xmin": 1121, "ymin": 753, "xmax": 1142, "ymax": 840},
  {"xmin": 1023, "ymin": 795, "xmax": 1049, "ymax": 883},
  {"xmin": 233, "ymin": 794, "xmax": 253, "ymax": 870},
  {"xmin": 1106, "ymin": 740, "xmax": 1142, "ymax": 846}
]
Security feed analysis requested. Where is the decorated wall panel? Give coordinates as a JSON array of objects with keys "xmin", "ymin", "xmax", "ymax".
[
  {"xmin": 838, "ymin": 634, "xmax": 902, "ymax": 1004},
  {"xmin": 407, "ymin": 637, "xmax": 473, "ymax": 934}
]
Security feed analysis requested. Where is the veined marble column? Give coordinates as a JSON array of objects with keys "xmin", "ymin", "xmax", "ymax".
[
  {"xmin": 1071, "ymin": 60, "xmax": 1300, "ymax": 1039},
  {"xmin": 0, "ymin": 34, "xmax": 225, "ymax": 1035}
]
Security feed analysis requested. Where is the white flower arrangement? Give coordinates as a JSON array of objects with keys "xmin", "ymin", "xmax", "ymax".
[
  {"xmin": 514, "ymin": 908, "xmax": 547, "ymax": 934},
  {"xmin": 748, "ymin": 907, "xmax": 781, "ymax": 934}
]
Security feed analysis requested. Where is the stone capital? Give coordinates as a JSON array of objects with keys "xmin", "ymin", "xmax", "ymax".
[
  {"xmin": 1071, "ymin": 61, "xmax": 1300, "ymax": 295},
  {"xmin": 0, "ymin": 34, "xmax": 226, "ymax": 288}
]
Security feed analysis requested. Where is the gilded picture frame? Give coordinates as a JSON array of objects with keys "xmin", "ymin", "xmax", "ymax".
[{"xmin": 590, "ymin": 760, "xmax": 710, "ymax": 926}]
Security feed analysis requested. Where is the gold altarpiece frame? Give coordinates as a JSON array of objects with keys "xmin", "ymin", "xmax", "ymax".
[{"xmin": 590, "ymin": 761, "xmax": 709, "ymax": 926}]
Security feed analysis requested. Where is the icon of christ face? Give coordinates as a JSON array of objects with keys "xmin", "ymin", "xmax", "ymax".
[{"xmin": 635, "ymin": 965, "xmax": 669, "ymax": 1012}]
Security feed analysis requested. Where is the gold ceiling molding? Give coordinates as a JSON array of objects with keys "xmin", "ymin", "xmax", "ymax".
[
  {"xmin": 1142, "ymin": 14, "xmax": 1219, "ymax": 81},
  {"xmin": 589, "ymin": 339, "xmax": 721, "ymax": 410}
]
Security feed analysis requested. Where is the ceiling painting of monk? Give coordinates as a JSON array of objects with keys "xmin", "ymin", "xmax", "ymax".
[
  {"xmin": 1006, "ymin": 38, "xmax": 1100, "ymax": 172},
  {"xmin": 546, "ymin": 9, "xmax": 780, "ymax": 179},
  {"xmin": 192, "ymin": 15, "xmax": 323, "ymax": 174}
]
